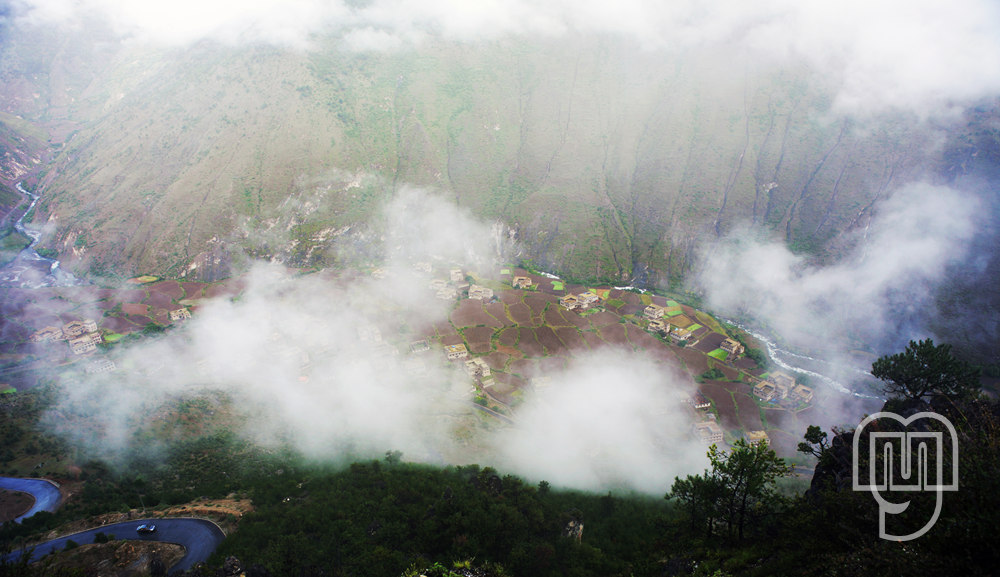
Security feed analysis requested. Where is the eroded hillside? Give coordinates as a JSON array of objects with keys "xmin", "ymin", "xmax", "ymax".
[{"xmin": 0, "ymin": 31, "xmax": 944, "ymax": 284}]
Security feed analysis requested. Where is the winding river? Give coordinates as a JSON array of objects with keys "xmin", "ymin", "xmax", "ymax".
[{"xmin": 0, "ymin": 182, "xmax": 82, "ymax": 288}]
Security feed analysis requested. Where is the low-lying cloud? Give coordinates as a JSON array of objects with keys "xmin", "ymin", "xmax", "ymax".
[
  {"xmin": 696, "ymin": 182, "xmax": 981, "ymax": 366},
  {"xmin": 11, "ymin": 0, "xmax": 1000, "ymax": 117},
  {"xmin": 43, "ymin": 187, "xmax": 705, "ymax": 493}
]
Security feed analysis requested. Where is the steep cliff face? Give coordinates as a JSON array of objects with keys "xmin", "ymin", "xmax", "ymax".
[{"xmin": 0, "ymin": 33, "xmax": 958, "ymax": 283}]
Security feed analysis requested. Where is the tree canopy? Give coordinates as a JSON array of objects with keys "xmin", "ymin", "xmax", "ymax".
[
  {"xmin": 870, "ymin": 339, "xmax": 980, "ymax": 401},
  {"xmin": 668, "ymin": 440, "xmax": 790, "ymax": 542}
]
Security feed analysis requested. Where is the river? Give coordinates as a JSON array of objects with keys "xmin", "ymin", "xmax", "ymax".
[{"xmin": 0, "ymin": 182, "xmax": 83, "ymax": 288}]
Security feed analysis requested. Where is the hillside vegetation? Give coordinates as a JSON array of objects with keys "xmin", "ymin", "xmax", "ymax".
[{"xmin": 0, "ymin": 31, "xmax": 940, "ymax": 284}]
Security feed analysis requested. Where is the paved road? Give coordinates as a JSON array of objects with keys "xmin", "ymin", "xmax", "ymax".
[
  {"xmin": 0, "ymin": 477, "xmax": 61, "ymax": 523},
  {"xmin": 0, "ymin": 477, "xmax": 226, "ymax": 573},
  {"xmin": 3, "ymin": 517, "xmax": 226, "ymax": 573}
]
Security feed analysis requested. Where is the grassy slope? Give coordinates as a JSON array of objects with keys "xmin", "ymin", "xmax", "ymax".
[{"xmin": 6, "ymin": 36, "xmax": 932, "ymax": 284}]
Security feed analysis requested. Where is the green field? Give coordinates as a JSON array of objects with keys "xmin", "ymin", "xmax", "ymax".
[{"xmin": 708, "ymin": 348, "xmax": 729, "ymax": 361}]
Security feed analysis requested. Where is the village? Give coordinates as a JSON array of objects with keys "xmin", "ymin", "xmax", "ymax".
[{"xmin": 11, "ymin": 263, "xmax": 817, "ymax": 458}]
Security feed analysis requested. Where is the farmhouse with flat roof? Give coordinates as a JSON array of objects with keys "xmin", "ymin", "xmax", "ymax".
[
  {"xmin": 693, "ymin": 421, "xmax": 724, "ymax": 445},
  {"xmin": 444, "ymin": 343, "xmax": 469, "ymax": 360},
  {"xmin": 720, "ymin": 338, "xmax": 744, "ymax": 356},
  {"xmin": 745, "ymin": 430, "xmax": 770, "ymax": 446},
  {"xmin": 512, "ymin": 276, "xmax": 532, "ymax": 289}
]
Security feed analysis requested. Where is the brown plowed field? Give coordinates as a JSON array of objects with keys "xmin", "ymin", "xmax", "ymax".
[
  {"xmin": 700, "ymin": 382, "xmax": 738, "ymax": 430},
  {"xmin": 561, "ymin": 310, "xmax": 590, "ymax": 329},
  {"xmin": 468, "ymin": 341, "xmax": 492, "ymax": 354},
  {"xmin": 523, "ymin": 294, "xmax": 552, "ymax": 316},
  {"xmin": 619, "ymin": 304, "xmax": 645, "ymax": 316},
  {"xmin": 497, "ymin": 327, "xmax": 518, "ymax": 347},
  {"xmin": 582, "ymin": 331, "xmax": 606, "ymax": 349},
  {"xmin": 144, "ymin": 291, "xmax": 173, "ymax": 311},
  {"xmin": 124, "ymin": 314, "xmax": 153, "ymax": 327},
  {"xmin": 585, "ymin": 311, "xmax": 619, "ymax": 327},
  {"xmin": 451, "ymin": 300, "xmax": 493, "ymax": 328},
  {"xmin": 734, "ymin": 392, "xmax": 763, "ymax": 430},
  {"xmin": 431, "ymin": 319, "xmax": 454, "ymax": 336},
  {"xmin": 121, "ymin": 303, "xmax": 149, "ymax": 316},
  {"xmin": 463, "ymin": 326, "xmax": 496, "ymax": 347},
  {"xmin": 694, "ymin": 332, "xmax": 725, "ymax": 352},
  {"xmin": 534, "ymin": 326, "xmax": 564, "ymax": 356},
  {"xmin": 517, "ymin": 327, "xmax": 545, "ymax": 357},
  {"xmin": 543, "ymin": 307, "xmax": 570, "ymax": 327},
  {"xmin": 555, "ymin": 327, "xmax": 586, "ymax": 350},
  {"xmin": 674, "ymin": 347, "xmax": 710, "ymax": 375},
  {"xmin": 484, "ymin": 351, "xmax": 510, "ymax": 371},
  {"xmin": 483, "ymin": 302, "xmax": 507, "ymax": 326},
  {"xmin": 498, "ymin": 290, "xmax": 522, "ymax": 304},
  {"xmin": 507, "ymin": 303, "xmax": 532, "ymax": 325},
  {"xmin": 119, "ymin": 289, "xmax": 148, "ymax": 302},
  {"xmin": 598, "ymin": 323, "xmax": 629, "ymax": 346},
  {"xmin": 148, "ymin": 280, "xmax": 184, "ymax": 301},
  {"xmin": 628, "ymin": 329, "xmax": 663, "ymax": 352},
  {"xmin": 181, "ymin": 282, "xmax": 206, "ymax": 299},
  {"xmin": 439, "ymin": 333, "xmax": 464, "ymax": 346}
]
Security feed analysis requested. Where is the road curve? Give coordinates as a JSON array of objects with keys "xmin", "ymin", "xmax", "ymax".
[
  {"xmin": 0, "ymin": 477, "xmax": 62, "ymax": 523},
  {"xmin": 3, "ymin": 517, "xmax": 226, "ymax": 573}
]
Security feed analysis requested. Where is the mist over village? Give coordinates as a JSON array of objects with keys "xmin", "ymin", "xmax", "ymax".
[{"xmin": 0, "ymin": 1, "xmax": 999, "ymax": 576}]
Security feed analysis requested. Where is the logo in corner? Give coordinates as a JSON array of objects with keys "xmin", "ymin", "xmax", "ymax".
[{"xmin": 852, "ymin": 411, "xmax": 958, "ymax": 541}]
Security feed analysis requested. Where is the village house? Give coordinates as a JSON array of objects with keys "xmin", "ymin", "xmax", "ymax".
[
  {"xmin": 720, "ymin": 338, "xmax": 744, "ymax": 357},
  {"xmin": 512, "ymin": 276, "xmax": 532, "ymax": 289},
  {"xmin": 409, "ymin": 340, "xmax": 430, "ymax": 353},
  {"xmin": 689, "ymin": 393, "xmax": 712, "ymax": 410},
  {"xmin": 693, "ymin": 421, "xmax": 724, "ymax": 445},
  {"xmin": 430, "ymin": 279, "xmax": 448, "ymax": 290},
  {"xmin": 559, "ymin": 294, "xmax": 580, "ymax": 309},
  {"xmin": 670, "ymin": 326, "xmax": 693, "ymax": 342},
  {"xmin": 468, "ymin": 284, "xmax": 494, "ymax": 300},
  {"xmin": 169, "ymin": 308, "xmax": 192, "ymax": 321},
  {"xmin": 414, "ymin": 262, "xmax": 432, "ymax": 273},
  {"xmin": 85, "ymin": 359, "xmax": 117, "ymax": 374},
  {"xmin": 576, "ymin": 291, "xmax": 600, "ymax": 308},
  {"xmin": 450, "ymin": 268, "xmax": 464, "ymax": 282},
  {"xmin": 648, "ymin": 318, "xmax": 669, "ymax": 334},
  {"xmin": 30, "ymin": 326, "xmax": 64, "ymax": 342},
  {"xmin": 752, "ymin": 381, "xmax": 777, "ymax": 402},
  {"xmin": 643, "ymin": 304, "xmax": 666, "ymax": 320},
  {"xmin": 465, "ymin": 357, "xmax": 491, "ymax": 378},
  {"xmin": 444, "ymin": 343, "xmax": 469, "ymax": 360},
  {"xmin": 69, "ymin": 332, "xmax": 102, "ymax": 355},
  {"xmin": 792, "ymin": 384, "xmax": 814, "ymax": 403},
  {"xmin": 766, "ymin": 372, "xmax": 796, "ymax": 399},
  {"xmin": 745, "ymin": 430, "xmax": 770, "ymax": 446},
  {"xmin": 63, "ymin": 319, "xmax": 98, "ymax": 339}
]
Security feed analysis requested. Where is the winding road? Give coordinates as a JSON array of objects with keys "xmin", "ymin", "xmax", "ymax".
[
  {"xmin": 1, "ymin": 477, "xmax": 226, "ymax": 573},
  {"xmin": 0, "ymin": 477, "xmax": 61, "ymax": 523},
  {"xmin": 3, "ymin": 517, "xmax": 226, "ymax": 573}
]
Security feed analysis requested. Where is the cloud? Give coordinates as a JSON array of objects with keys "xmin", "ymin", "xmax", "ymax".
[
  {"xmin": 494, "ymin": 351, "xmax": 705, "ymax": 493},
  {"xmin": 41, "ymin": 187, "xmax": 705, "ymax": 493},
  {"xmin": 695, "ymin": 182, "xmax": 981, "ymax": 363},
  {"xmin": 10, "ymin": 0, "xmax": 1000, "ymax": 116}
]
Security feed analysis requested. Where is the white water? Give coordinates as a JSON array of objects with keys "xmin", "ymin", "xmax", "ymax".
[
  {"xmin": 1, "ymin": 182, "xmax": 82, "ymax": 288},
  {"xmin": 720, "ymin": 316, "xmax": 881, "ymax": 399}
]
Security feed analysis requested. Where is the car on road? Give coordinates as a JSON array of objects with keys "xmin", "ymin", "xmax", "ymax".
[{"xmin": 136, "ymin": 524, "xmax": 156, "ymax": 534}]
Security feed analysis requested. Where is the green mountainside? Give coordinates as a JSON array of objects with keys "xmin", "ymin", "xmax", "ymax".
[{"xmin": 1, "ymin": 32, "xmax": 939, "ymax": 284}]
